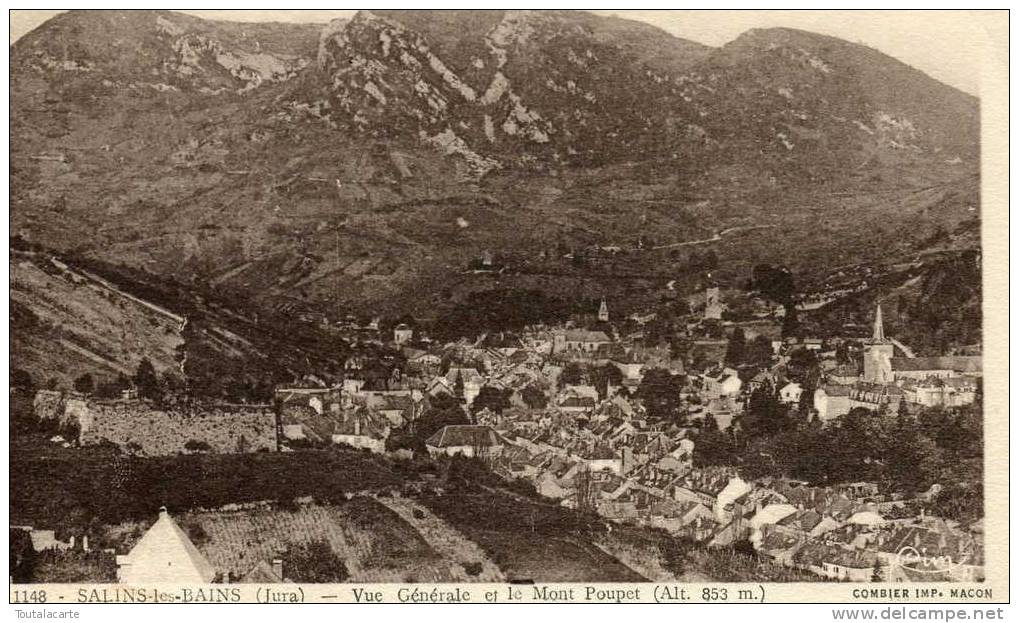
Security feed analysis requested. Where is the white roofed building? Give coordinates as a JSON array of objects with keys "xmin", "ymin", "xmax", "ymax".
[{"xmin": 116, "ymin": 507, "xmax": 216, "ymax": 584}]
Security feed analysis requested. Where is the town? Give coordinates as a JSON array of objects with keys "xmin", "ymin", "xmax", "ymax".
[{"xmin": 14, "ymin": 279, "xmax": 983, "ymax": 585}]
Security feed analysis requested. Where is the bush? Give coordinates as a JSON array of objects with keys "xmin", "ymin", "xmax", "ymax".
[
  {"xmin": 186, "ymin": 523, "xmax": 210, "ymax": 547},
  {"xmin": 285, "ymin": 540, "xmax": 349, "ymax": 583},
  {"xmin": 461, "ymin": 561, "xmax": 483, "ymax": 576},
  {"xmin": 184, "ymin": 439, "xmax": 212, "ymax": 453}
]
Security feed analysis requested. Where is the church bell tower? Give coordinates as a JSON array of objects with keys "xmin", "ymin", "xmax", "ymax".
[{"xmin": 862, "ymin": 304, "xmax": 894, "ymax": 384}]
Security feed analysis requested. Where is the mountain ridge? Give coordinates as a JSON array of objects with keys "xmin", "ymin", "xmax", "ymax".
[{"xmin": 10, "ymin": 9, "xmax": 980, "ymax": 322}]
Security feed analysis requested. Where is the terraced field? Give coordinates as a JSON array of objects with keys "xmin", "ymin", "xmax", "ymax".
[{"xmin": 99, "ymin": 492, "xmax": 665, "ymax": 583}]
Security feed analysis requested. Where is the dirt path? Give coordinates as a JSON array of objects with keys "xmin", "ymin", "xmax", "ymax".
[{"xmin": 650, "ymin": 224, "xmax": 776, "ymax": 251}]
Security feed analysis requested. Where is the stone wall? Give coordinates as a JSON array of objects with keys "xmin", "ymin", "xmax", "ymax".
[{"xmin": 76, "ymin": 399, "xmax": 278, "ymax": 456}]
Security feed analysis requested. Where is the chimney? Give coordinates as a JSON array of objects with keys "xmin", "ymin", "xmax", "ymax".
[
  {"xmin": 271, "ymin": 558, "xmax": 284, "ymax": 581},
  {"xmin": 621, "ymin": 446, "xmax": 633, "ymax": 475}
]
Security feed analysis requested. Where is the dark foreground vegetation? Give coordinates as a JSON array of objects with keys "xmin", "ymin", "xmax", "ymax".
[{"xmin": 9, "ymin": 429, "xmax": 417, "ymax": 537}]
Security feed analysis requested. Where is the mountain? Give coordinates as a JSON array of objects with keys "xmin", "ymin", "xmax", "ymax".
[{"xmin": 10, "ymin": 10, "xmax": 980, "ymax": 324}]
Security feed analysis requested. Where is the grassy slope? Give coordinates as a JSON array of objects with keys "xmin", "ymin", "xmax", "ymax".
[
  {"xmin": 10, "ymin": 245, "xmax": 360, "ymax": 396},
  {"xmin": 11, "ymin": 251, "xmax": 184, "ymax": 386}
]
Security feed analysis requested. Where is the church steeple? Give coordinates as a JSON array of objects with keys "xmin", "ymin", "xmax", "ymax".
[
  {"xmin": 872, "ymin": 304, "xmax": 885, "ymax": 342},
  {"xmin": 598, "ymin": 298, "xmax": 609, "ymax": 322}
]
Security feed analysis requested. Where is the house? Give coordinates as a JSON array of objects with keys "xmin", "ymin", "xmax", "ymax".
[
  {"xmin": 445, "ymin": 367, "xmax": 484, "ymax": 405},
  {"xmin": 829, "ymin": 364, "xmax": 861, "ymax": 385},
  {"xmin": 701, "ymin": 366, "xmax": 742, "ymax": 400},
  {"xmin": 779, "ymin": 382, "xmax": 803, "ymax": 404},
  {"xmin": 875, "ymin": 525, "xmax": 983, "ymax": 582},
  {"xmin": 393, "ymin": 323, "xmax": 413, "ymax": 344},
  {"xmin": 814, "ymin": 385, "xmax": 852, "ymax": 421},
  {"xmin": 12, "ymin": 527, "xmax": 75, "ymax": 553},
  {"xmin": 704, "ymin": 286, "xmax": 724, "ymax": 320},
  {"xmin": 610, "ymin": 354, "xmax": 644, "ymax": 382},
  {"xmin": 757, "ymin": 525, "xmax": 803, "ymax": 566},
  {"xmin": 425, "ymin": 425, "xmax": 506, "ymax": 459},
  {"xmin": 116, "ymin": 508, "xmax": 216, "ymax": 584},
  {"xmin": 331, "ymin": 407, "xmax": 389, "ymax": 454},
  {"xmin": 794, "ymin": 542, "xmax": 876, "ymax": 582},
  {"xmin": 776, "ymin": 508, "xmax": 839, "ymax": 539},
  {"xmin": 747, "ymin": 370, "xmax": 776, "ymax": 392},
  {"xmin": 402, "ymin": 347, "xmax": 441, "ymax": 373},
  {"xmin": 848, "ymin": 382, "xmax": 904, "ymax": 412},
  {"xmin": 901, "ymin": 376, "xmax": 978, "ymax": 407},
  {"xmin": 890, "ymin": 356, "xmax": 982, "ymax": 381},
  {"xmin": 552, "ymin": 329, "xmax": 611, "ymax": 355},
  {"xmin": 749, "ymin": 503, "xmax": 798, "ymax": 545},
  {"xmin": 557, "ymin": 394, "xmax": 597, "ymax": 415},
  {"xmin": 535, "ymin": 470, "xmax": 572, "ymax": 499},
  {"xmin": 241, "ymin": 559, "xmax": 285, "ymax": 583},
  {"xmin": 362, "ymin": 392, "xmax": 418, "ymax": 426},
  {"xmin": 556, "ymin": 384, "xmax": 599, "ymax": 415},
  {"xmin": 575, "ymin": 445, "xmax": 623, "ymax": 474}
]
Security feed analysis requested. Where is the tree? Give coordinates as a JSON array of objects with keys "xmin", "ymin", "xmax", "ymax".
[
  {"xmin": 835, "ymin": 341, "xmax": 853, "ymax": 366},
  {"xmin": 558, "ymin": 362, "xmax": 585, "ymax": 388},
  {"xmin": 10, "ymin": 529, "xmax": 36, "ymax": 583},
  {"xmin": 741, "ymin": 380, "xmax": 791, "ymax": 438},
  {"xmin": 286, "ymin": 540, "xmax": 349, "ymax": 582},
  {"xmin": 693, "ymin": 414, "xmax": 736, "ymax": 467},
  {"xmin": 472, "ymin": 386, "xmax": 512, "ymax": 415},
  {"xmin": 388, "ymin": 394, "xmax": 469, "ymax": 453},
  {"xmin": 453, "ymin": 370, "xmax": 465, "ymax": 401},
  {"xmin": 574, "ymin": 467, "xmax": 597, "ymax": 515},
  {"xmin": 11, "ymin": 368, "xmax": 34, "ymax": 391},
  {"xmin": 781, "ymin": 304, "xmax": 799, "ymax": 338},
  {"xmin": 786, "ymin": 348, "xmax": 819, "ymax": 384},
  {"xmin": 745, "ymin": 335, "xmax": 775, "ymax": 367},
  {"xmin": 590, "ymin": 364, "xmax": 623, "ymax": 399},
  {"xmin": 94, "ymin": 374, "xmax": 131, "ymax": 399},
  {"xmin": 73, "ymin": 373, "xmax": 94, "ymax": 395},
  {"xmin": 752, "ymin": 264, "xmax": 795, "ymax": 304},
  {"xmin": 725, "ymin": 328, "xmax": 747, "ymax": 366},
  {"xmin": 521, "ymin": 384, "xmax": 548, "ymax": 410},
  {"xmin": 798, "ymin": 381, "xmax": 816, "ymax": 418},
  {"xmin": 133, "ymin": 358, "xmax": 161, "ymax": 400},
  {"xmin": 637, "ymin": 368, "xmax": 685, "ymax": 423}
]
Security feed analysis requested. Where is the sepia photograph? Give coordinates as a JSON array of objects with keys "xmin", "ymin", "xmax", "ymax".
[{"xmin": 6, "ymin": 6, "xmax": 1008, "ymax": 607}]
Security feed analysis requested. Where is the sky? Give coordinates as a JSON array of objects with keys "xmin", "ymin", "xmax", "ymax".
[{"xmin": 9, "ymin": 9, "xmax": 1005, "ymax": 97}]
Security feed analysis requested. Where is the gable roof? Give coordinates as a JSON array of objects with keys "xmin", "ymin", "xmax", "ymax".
[
  {"xmin": 563, "ymin": 329, "xmax": 610, "ymax": 343},
  {"xmin": 819, "ymin": 384, "xmax": 852, "ymax": 397},
  {"xmin": 123, "ymin": 509, "xmax": 216, "ymax": 583},
  {"xmin": 425, "ymin": 425, "xmax": 504, "ymax": 449},
  {"xmin": 242, "ymin": 559, "xmax": 284, "ymax": 583},
  {"xmin": 891, "ymin": 356, "xmax": 981, "ymax": 374},
  {"xmin": 445, "ymin": 367, "xmax": 484, "ymax": 385}
]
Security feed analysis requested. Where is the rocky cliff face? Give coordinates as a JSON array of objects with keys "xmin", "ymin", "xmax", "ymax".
[
  {"xmin": 297, "ymin": 10, "xmax": 711, "ymax": 174},
  {"xmin": 296, "ymin": 12, "xmax": 977, "ymax": 176},
  {"xmin": 13, "ymin": 10, "xmax": 320, "ymax": 94}
]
